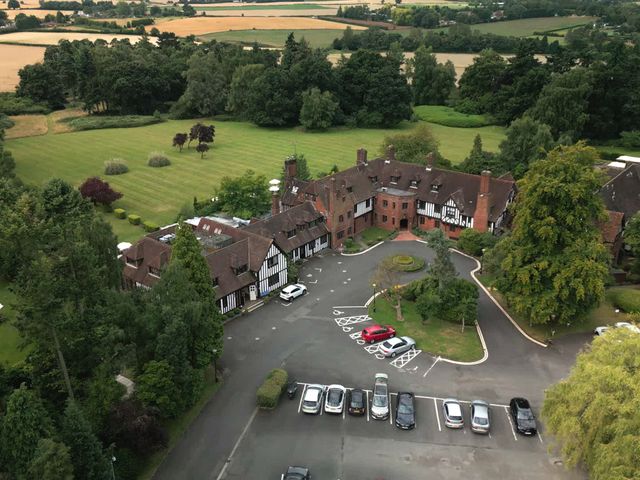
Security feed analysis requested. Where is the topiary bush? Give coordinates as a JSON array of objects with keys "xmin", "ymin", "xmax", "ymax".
[
  {"xmin": 104, "ymin": 159, "xmax": 129, "ymax": 175},
  {"xmin": 128, "ymin": 214, "xmax": 141, "ymax": 225},
  {"xmin": 389, "ymin": 254, "xmax": 425, "ymax": 272},
  {"xmin": 147, "ymin": 152, "xmax": 171, "ymax": 168},
  {"xmin": 114, "ymin": 208, "xmax": 126, "ymax": 219},
  {"xmin": 143, "ymin": 221, "xmax": 159, "ymax": 232},
  {"xmin": 256, "ymin": 368, "xmax": 288, "ymax": 410}
]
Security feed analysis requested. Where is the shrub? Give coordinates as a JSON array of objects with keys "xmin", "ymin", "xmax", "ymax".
[
  {"xmin": 143, "ymin": 221, "xmax": 159, "ymax": 232},
  {"xmin": 389, "ymin": 255, "xmax": 425, "ymax": 272},
  {"xmin": 67, "ymin": 115, "xmax": 163, "ymax": 132},
  {"xmin": 128, "ymin": 214, "xmax": 141, "ymax": 225},
  {"xmin": 606, "ymin": 288, "xmax": 640, "ymax": 313},
  {"xmin": 147, "ymin": 152, "xmax": 171, "ymax": 168},
  {"xmin": 456, "ymin": 229, "xmax": 498, "ymax": 257},
  {"xmin": 0, "ymin": 93, "xmax": 50, "ymax": 115},
  {"xmin": 104, "ymin": 160, "xmax": 129, "ymax": 175},
  {"xmin": 620, "ymin": 130, "xmax": 640, "ymax": 149},
  {"xmin": 256, "ymin": 368, "xmax": 288, "ymax": 409},
  {"xmin": 343, "ymin": 237, "xmax": 360, "ymax": 253},
  {"xmin": 114, "ymin": 208, "xmax": 126, "ymax": 219}
]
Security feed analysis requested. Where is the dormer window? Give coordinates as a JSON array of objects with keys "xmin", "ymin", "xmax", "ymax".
[
  {"xmin": 287, "ymin": 229, "xmax": 296, "ymax": 238},
  {"xmin": 149, "ymin": 266, "xmax": 161, "ymax": 277},
  {"xmin": 347, "ymin": 186, "xmax": 353, "ymax": 193},
  {"xmin": 370, "ymin": 175, "xmax": 378, "ymax": 182},
  {"xmin": 234, "ymin": 264, "xmax": 248, "ymax": 275},
  {"xmin": 391, "ymin": 176, "xmax": 400, "ymax": 184},
  {"xmin": 212, "ymin": 277, "xmax": 219, "ymax": 287},
  {"xmin": 431, "ymin": 183, "xmax": 441, "ymax": 192},
  {"xmin": 126, "ymin": 258, "xmax": 142, "ymax": 268},
  {"xmin": 410, "ymin": 180, "xmax": 418, "ymax": 189}
]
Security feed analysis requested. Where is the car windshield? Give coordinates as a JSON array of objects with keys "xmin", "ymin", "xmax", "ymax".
[
  {"xmin": 351, "ymin": 391, "xmax": 363, "ymax": 404},
  {"xmin": 397, "ymin": 398, "xmax": 413, "ymax": 415},
  {"xmin": 373, "ymin": 394, "xmax": 388, "ymax": 407},
  {"xmin": 328, "ymin": 390, "xmax": 343, "ymax": 405},
  {"xmin": 474, "ymin": 416, "xmax": 488, "ymax": 425},
  {"xmin": 517, "ymin": 409, "xmax": 534, "ymax": 420}
]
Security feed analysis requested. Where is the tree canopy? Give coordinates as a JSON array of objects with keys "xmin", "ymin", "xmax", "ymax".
[{"xmin": 215, "ymin": 169, "xmax": 270, "ymax": 219}]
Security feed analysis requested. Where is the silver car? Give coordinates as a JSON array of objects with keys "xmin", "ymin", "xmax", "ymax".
[
  {"xmin": 470, "ymin": 400, "xmax": 490, "ymax": 434},
  {"xmin": 378, "ymin": 336, "xmax": 416, "ymax": 358},
  {"xmin": 443, "ymin": 398, "xmax": 464, "ymax": 429},
  {"xmin": 371, "ymin": 373, "xmax": 389, "ymax": 420},
  {"xmin": 324, "ymin": 384, "xmax": 346, "ymax": 414},
  {"xmin": 301, "ymin": 384, "xmax": 324, "ymax": 414}
]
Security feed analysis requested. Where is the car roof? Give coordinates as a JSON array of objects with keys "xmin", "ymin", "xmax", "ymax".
[
  {"xmin": 326, "ymin": 384, "xmax": 345, "ymax": 392},
  {"xmin": 363, "ymin": 324, "xmax": 383, "ymax": 332},
  {"xmin": 287, "ymin": 466, "xmax": 309, "ymax": 474},
  {"xmin": 512, "ymin": 397, "xmax": 531, "ymax": 408},
  {"xmin": 444, "ymin": 399, "xmax": 461, "ymax": 413},
  {"xmin": 398, "ymin": 392, "xmax": 414, "ymax": 401},
  {"xmin": 283, "ymin": 284, "xmax": 301, "ymax": 292},
  {"xmin": 375, "ymin": 373, "xmax": 388, "ymax": 381},
  {"xmin": 385, "ymin": 337, "xmax": 403, "ymax": 346}
]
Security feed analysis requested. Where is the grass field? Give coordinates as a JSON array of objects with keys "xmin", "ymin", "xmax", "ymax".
[
  {"xmin": 437, "ymin": 16, "xmax": 597, "ymax": 37},
  {"xmin": 414, "ymin": 105, "xmax": 494, "ymax": 128},
  {"xmin": 0, "ymin": 281, "xmax": 28, "ymax": 367},
  {"xmin": 200, "ymin": 28, "xmax": 347, "ymax": 47},
  {"xmin": 7, "ymin": 118, "xmax": 505, "ymax": 242},
  {"xmin": 197, "ymin": 3, "xmax": 330, "ymax": 10}
]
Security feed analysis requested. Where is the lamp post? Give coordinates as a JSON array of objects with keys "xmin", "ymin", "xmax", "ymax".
[
  {"xmin": 372, "ymin": 283, "xmax": 377, "ymax": 312},
  {"xmin": 212, "ymin": 348, "xmax": 218, "ymax": 383},
  {"xmin": 108, "ymin": 444, "xmax": 116, "ymax": 480},
  {"xmin": 480, "ymin": 248, "xmax": 487, "ymax": 274}
]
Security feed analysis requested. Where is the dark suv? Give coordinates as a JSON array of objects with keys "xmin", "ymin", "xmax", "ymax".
[{"xmin": 509, "ymin": 397, "xmax": 537, "ymax": 436}]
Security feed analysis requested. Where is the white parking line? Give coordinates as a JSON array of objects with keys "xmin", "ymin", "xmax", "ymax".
[
  {"xmin": 389, "ymin": 394, "xmax": 393, "ymax": 425},
  {"xmin": 215, "ymin": 407, "xmax": 258, "ymax": 480},
  {"xmin": 298, "ymin": 384, "xmax": 307, "ymax": 414},
  {"xmin": 504, "ymin": 407, "xmax": 518, "ymax": 441},
  {"xmin": 390, "ymin": 349, "xmax": 421, "ymax": 369},
  {"xmin": 433, "ymin": 398, "xmax": 442, "ymax": 431},
  {"xmin": 537, "ymin": 431, "xmax": 543, "ymax": 444},
  {"xmin": 366, "ymin": 390, "xmax": 370, "ymax": 422},
  {"xmin": 423, "ymin": 356, "xmax": 440, "ymax": 378},
  {"xmin": 334, "ymin": 315, "xmax": 371, "ymax": 327}
]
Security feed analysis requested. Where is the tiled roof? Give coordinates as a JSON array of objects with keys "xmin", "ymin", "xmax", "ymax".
[
  {"xmin": 244, "ymin": 201, "xmax": 329, "ymax": 254},
  {"xmin": 600, "ymin": 164, "xmax": 640, "ymax": 223},
  {"xmin": 122, "ymin": 236, "xmax": 171, "ymax": 287},
  {"xmin": 600, "ymin": 210, "xmax": 624, "ymax": 244}
]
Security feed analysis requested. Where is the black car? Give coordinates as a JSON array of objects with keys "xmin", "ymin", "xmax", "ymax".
[
  {"xmin": 509, "ymin": 397, "xmax": 537, "ymax": 436},
  {"xmin": 348, "ymin": 388, "xmax": 366, "ymax": 416},
  {"xmin": 395, "ymin": 392, "xmax": 415, "ymax": 430},
  {"xmin": 281, "ymin": 466, "xmax": 310, "ymax": 480}
]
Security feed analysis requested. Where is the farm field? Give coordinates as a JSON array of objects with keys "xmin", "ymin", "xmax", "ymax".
[
  {"xmin": 199, "ymin": 8, "xmax": 337, "ymax": 16},
  {"xmin": 188, "ymin": 0, "xmax": 466, "ymax": 6},
  {"xmin": 198, "ymin": 3, "xmax": 331, "ymax": 10},
  {"xmin": 0, "ymin": 44, "xmax": 46, "ymax": 92},
  {"xmin": 435, "ymin": 15, "xmax": 597, "ymax": 37},
  {"xmin": 7, "ymin": 118, "xmax": 505, "ymax": 242},
  {"xmin": 147, "ymin": 16, "xmax": 364, "ymax": 36},
  {"xmin": 0, "ymin": 31, "xmax": 149, "ymax": 45},
  {"xmin": 2, "ymin": 8, "xmax": 60, "ymax": 19},
  {"xmin": 200, "ymin": 28, "xmax": 347, "ymax": 47}
]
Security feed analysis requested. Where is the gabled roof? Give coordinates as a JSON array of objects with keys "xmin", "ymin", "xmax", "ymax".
[
  {"xmin": 244, "ymin": 201, "xmax": 329, "ymax": 254},
  {"xmin": 122, "ymin": 236, "xmax": 171, "ymax": 287},
  {"xmin": 600, "ymin": 164, "xmax": 640, "ymax": 223}
]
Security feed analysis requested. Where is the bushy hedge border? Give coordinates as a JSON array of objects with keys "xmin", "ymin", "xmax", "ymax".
[
  {"xmin": 143, "ymin": 221, "xmax": 159, "ymax": 232},
  {"xmin": 256, "ymin": 368, "xmax": 288, "ymax": 409},
  {"xmin": 128, "ymin": 214, "xmax": 141, "ymax": 225}
]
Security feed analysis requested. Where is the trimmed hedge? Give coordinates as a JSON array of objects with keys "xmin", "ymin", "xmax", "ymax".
[
  {"xmin": 143, "ymin": 221, "xmax": 159, "ymax": 232},
  {"xmin": 67, "ymin": 115, "xmax": 163, "ymax": 132},
  {"xmin": 389, "ymin": 255, "xmax": 425, "ymax": 272},
  {"xmin": 256, "ymin": 368, "xmax": 288, "ymax": 409},
  {"xmin": 128, "ymin": 214, "xmax": 141, "ymax": 225},
  {"xmin": 114, "ymin": 208, "xmax": 126, "ymax": 219},
  {"xmin": 148, "ymin": 152, "xmax": 171, "ymax": 168},
  {"xmin": 104, "ymin": 160, "xmax": 129, "ymax": 175},
  {"xmin": 607, "ymin": 288, "xmax": 640, "ymax": 313}
]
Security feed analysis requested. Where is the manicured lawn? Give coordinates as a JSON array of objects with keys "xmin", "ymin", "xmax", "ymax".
[
  {"xmin": 0, "ymin": 281, "xmax": 29, "ymax": 366},
  {"xmin": 360, "ymin": 226, "xmax": 395, "ymax": 244},
  {"xmin": 8, "ymin": 118, "xmax": 505, "ymax": 242},
  {"xmin": 368, "ymin": 297, "xmax": 484, "ymax": 362},
  {"xmin": 198, "ymin": 4, "xmax": 330, "ymax": 10},
  {"xmin": 198, "ymin": 29, "xmax": 346, "ymax": 48},
  {"xmin": 435, "ymin": 16, "xmax": 597, "ymax": 37},
  {"xmin": 414, "ymin": 105, "xmax": 494, "ymax": 128}
]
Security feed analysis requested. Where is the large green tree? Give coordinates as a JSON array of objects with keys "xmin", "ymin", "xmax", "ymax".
[
  {"xmin": 136, "ymin": 360, "xmax": 181, "ymax": 418},
  {"xmin": 542, "ymin": 328, "xmax": 640, "ymax": 479},
  {"xmin": 380, "ymin": 124, "xmax": 448, "ymax": 167},
  {"xmin": 17, "ymin": 62, "xmax": 65, "ymax": 109},
  {"xmin": 457, "ymin": 49, "xmax": 507, "ymax": 114},
  {"xmin": 28, "ymin": 438, "xmax": 75, "ymax": 480},
  {"xmin": 0, "ymin": 385, "xmax": 54, "ymax": 479},
  {"xmin": 458, "ymin": 134, "xmax": 503, "ymax": 175},
  {"xmin": 411, "ymin": 46, "xmax": 456, "ymax": 105},
  {"xmin": 425, "ymin": 228, "xmax": 457, "ymax": 291},
  {"xmin": 498, "ymin": 116, "xmax": 554, "ymax": 178},
  {"xmin": 226, "ymin": 64, "xmax": 265, "ymax": 119},
  {"xmin": 299, "ymin": 87, "xmax": 339, "ymax": 130},
  {"xmin": 495, "ymin": 143, "xmax": 610, "ymax": 325},
  {"xmin": 215, "ymin": 169, "xmax": 270, "ymax": 219}
]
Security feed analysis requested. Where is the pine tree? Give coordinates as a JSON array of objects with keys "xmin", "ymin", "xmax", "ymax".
[
  {"xmin": 425, "ymin": 229, "xmax": 457, "ymax": 291},
  {"xmin": 61, "ymin": 400, "xmax": 111, "ymax": 480}
]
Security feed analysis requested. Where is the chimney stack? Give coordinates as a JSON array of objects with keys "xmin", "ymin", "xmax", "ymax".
[
  {"xmin": 357, "ymin": 148, "xmax": 368, "ymax": 166},
  {"xmin": 473, "ymin": 171, "xmax": 492, "ymax": 233},
  {"xmin": 425, "ymin": 152, "xmax": 436, "ymax": 171},
  {"xmin": 269, "ymin": 179, "xmax": 280, "ymax": 216},
  {"xmin": 480, "ymin": 170, "xmax": 491, "ymax": 194},
  {"xmin": 386, "ymin": 145, "xmax": 396, "ymax": 163},
  {"xmin": 284, "ymin": 157, "xmax": 298, "ymax": 179}
]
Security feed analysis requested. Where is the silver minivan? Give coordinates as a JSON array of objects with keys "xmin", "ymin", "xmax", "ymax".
[{"xmin": 371, "ymin": 373, "xmax": 389, "ymax": 420}]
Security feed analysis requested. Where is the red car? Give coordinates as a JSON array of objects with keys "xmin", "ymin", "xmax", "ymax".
[{"xmin": 362, "ymin": 324, "xmax": 396, "ymax": 344}]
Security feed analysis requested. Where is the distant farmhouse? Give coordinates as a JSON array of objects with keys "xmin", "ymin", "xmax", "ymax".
[{"xmin": 122, "ymin": 149, "xmax": 516, "ymax": 312}]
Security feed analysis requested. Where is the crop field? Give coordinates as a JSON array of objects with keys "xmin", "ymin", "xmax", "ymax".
[
  {"xmin": 2, "ymin": 8, "xmax": 60, "ymax": 19},
  {"xmin": 0, "ymin": 31, "xmax": 149, "ymax": 45},
  {"xmin": 197, "ymin": 3, "xmax": 331, "ymax": 10},
  {"xmin": 148, "ymin": 16, "xmax": 363, "ymax": 36},
  {"xmin": 187, "ymin": 0, "xmax": 466, "ymax": 6},
  {"xmin": 7, "ymin": 118, "xmax": 505, "ymax": 241},
  {"xmin": 200, "ymin": 28, "xmax": 347, "ymax": 47},
  {"xmin": 436, "ymin": 15, "xmax": 597, "ymax": 37},
  {"xmin": 0, "ymin": 44, "xmax": 46, "ymax": 92}
]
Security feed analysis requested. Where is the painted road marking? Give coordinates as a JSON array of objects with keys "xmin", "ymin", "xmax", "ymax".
[
  {"xmin": 227, "ymin": 336, "xmax": 232, "ymax": 340},
  {"xmin": 423, "ymin": 356, "xmax": 441, "ymax": 378},
  {"xmin": 306, "ymin": 274, "xmax": 313, "ymax": 277},
  {"xmin": 335, "ymin": 315, "xmax": 371, "ymax": 327},
  {"xmin": 390, "ymin": 349, "xmax": 422, "ymax": 369},
  {"xmin": 215, "ymin": 408, "xmax": 259, "ymax": 480},
  {"xmin": 333, "ymin": 309, "xmax": 345, "ymax": 316},
  {"xmin": 375, "ymin": 353, "xmax": 386, "ymax": 360},
  {"xmin": 349, "ymin": 331, "xmax": 362, "ymax": 340},
  {"xmin": 255, "ymin": 337, "xmax": 260, "ymax": 341},
  {"xmin": 271, "ymin": 327, "xmax": 276, "ymax": 330},
  {"xmin": 342, "ymin": 326, "xmax": 353, "ymax": 333},
  {"xmin": 364, "ymin": 344, "xmax": 381, "ymax": 354},
  {"xmin": 433, "ymin": 398, "xmax": 442, "ymax": 431},
  {"xmin": 315, "ymin": 268, "xmax": 322, "ymax": 272},
  {"xmin": 537, "ymin": 431, "xmax": 543, "ymax": 444},
  {"xmin": 389, "ymin": 394, "xmax": 393, "ymax": 425},
  {"xmin": 342, "ymin": 270, "xmax": 347, "ymax": 273},
  {"xmin": 504, "ymin": 407, "xmax": 518, "ymax": 441},
  {"xmin": 366, "ymin": 390, "xmax": 370, "ymax": 422},
  {"xmin": 298, "ymin": 385, "xmax": 307, "ymax": 414}
]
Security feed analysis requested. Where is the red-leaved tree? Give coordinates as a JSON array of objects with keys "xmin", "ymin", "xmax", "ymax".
[{"xmin": 79, "ymin": 177, "xmax": 123, "ymax": 207}]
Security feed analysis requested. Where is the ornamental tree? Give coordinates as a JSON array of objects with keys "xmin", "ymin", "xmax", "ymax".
[
  {"xmin": 172, "ymin": 132, "xmax": 188, "ymax": 152},
  {"xmin": 79, "ymin": 177, "xmax": 123, "ymax": 207}
]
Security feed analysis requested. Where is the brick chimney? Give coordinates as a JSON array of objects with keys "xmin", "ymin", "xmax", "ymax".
[
  {"xmin": 386, "ymin": 145, "xmax": 395, "ymax": 163},
  {"xmin": 357, "ymin": 148, "xmax": 367, "ymax": 166},
  {"xmin": 473, "ymin": 170, "xmax": 492, "ymax": 233},
  {"xmin": 270, "ymin": 189, "xmax": 280, "ymax": 216},
  {"xmin": 284, "ymin": 158, "xmax": 297, "ymax": 179},
  {"xmin": 425, "ymin": 152, "xmax": 435, "ymax": 171}
]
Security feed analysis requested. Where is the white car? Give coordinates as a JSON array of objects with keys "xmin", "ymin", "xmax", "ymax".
[
  {"xmin": 371, "ymin": 373, "xmax": 389, "ymax": 420},
  {"xmin": 443, "ymin": 398, "xmax": 464, "ymax": 429},
  {"xmin": 594, "ymin": 326, "xmax": 610, "ymax": 336},
  {"xmin": 615, "ymin": 322, "xmax": 640, "ymax": 333},
  {"xmin": 301, "ymin": 384, "xmax": 325, "ymax": 414},
  {"xmin": 324, "ymin": 384, "xmax": 346, "ymax": 414},
  {"xmin": 378, "ymin": 336, "xmax": 416, "ymax": 358},
  {"xmin": 280, "ymin": 284, "xmax": 307, "ymax": 302}
]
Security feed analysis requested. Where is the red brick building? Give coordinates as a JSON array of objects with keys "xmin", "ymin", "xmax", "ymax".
[{"xmin": 280, "ymin": 148, "xmax": 517, "ymax": 248}]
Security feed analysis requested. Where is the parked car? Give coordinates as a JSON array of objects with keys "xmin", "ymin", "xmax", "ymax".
[
  {"xmin": 361, "ymin": 324, "xmax": 396, "ymax": 344},
  {"xmin": 324, "ymin": 384, "xmax": 346, "ymax": 414},
  {"xmin": 347, "ymin": 388, "xmax": 366, "ymax": 416},
  {"xmin": 470, "ymin": 400, "xmax": 491, "ymax": 434},
  {"xmin": 280, "ymin": 284, "xmax": 307, "ymax": 302},
  {"xmin": 281, "ymin": 466, "xmax": 310, "ymax": 480},
  {"xmin": 379, "ymin": 336, "xmax": 416, "ymax": 358},
  {"xmin": 443, "ymin": 399, "xmax": 464, "ymax": 429},
  {"xmin": 615, "ymin": 321, "xmax": 640, "ymax": 333},
  {"xmin": 395, "ymin": 392, "xmax": 416, "ymax": 430},
  {"xmin": 509, "ymin": 397, "xmax": 537, "ymax": 436},
  {"xmin": 371, "ymin": 373, "xmax": 389, "ymax": 420},
  {"xmin": 593, "ymin": 326, "xmax": 610, "ymax": 336},
  {"xmin": 301, "ymin": 384, "xmax": 325, "ymax": 414}
]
